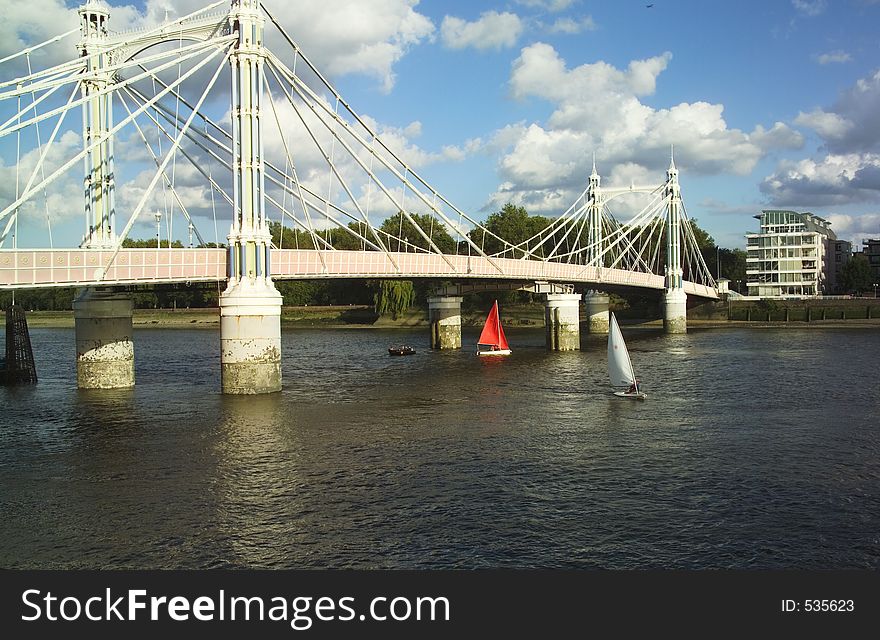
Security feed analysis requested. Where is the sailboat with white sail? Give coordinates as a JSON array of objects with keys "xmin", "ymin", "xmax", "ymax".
[
  {"xmin": 608, "ymin": 313, "xmax": 647, "ymax": 399},
  {"xmin": 476, "ymin": 300, "xmax": 511, "ymax": 356}
]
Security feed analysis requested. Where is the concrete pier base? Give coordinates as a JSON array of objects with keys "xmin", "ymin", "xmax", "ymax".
[
  {"xmin": 583, "ymin": 291, "xmax": 610, "ymax": 334},
  {"xmin": 427, "ymin": 296, "xmax": 462, "ymax": 350},
  {"xmin": 663, "ymin": 288, "xmax": 688, "ymax": 334},
  {"xmin": 544, "ymin": 293, "xmax": 582, "ymax": 351},
  {"xmin": 73, "ymin": 288, "xmax": 135, "ymax": 389},
  {"xmin": 220, "ymin": 280, "xmax": 282, "ymax": 394}
]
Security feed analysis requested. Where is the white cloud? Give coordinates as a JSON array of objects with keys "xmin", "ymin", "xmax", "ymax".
[
  {"xmin": 792, "ymin": 0, "xmax": 827, "ymax": 16},
  {"xmin": 441, "ymin": 11, "xmax": 523, "ymax": 52},
  {"xmin": 760, "ymin": 153, "xmax": 880, "ymax": 205},
  {"xmin": 764, "ymin": 69, "xmax": 880, "ymax": 211},
  {"xmin": 515, "ymin": 0, "xmax": 575, "ymax": 12},
  {"xmin": 0, "ymin": 130, "xmax": 82, "ymax": 226},
  {"xmin": 825, "ymin": 212, "xmax": 880, "ymax": 245},
  {"xmin": 1, "ymin": 0, "xmax": 450, "ymax": 244},
  {"xmin": 815, "ymin": 50, "xmax": 852, "ymax": 65},
  {"xmin": 0, "ymin": 0, "xmax": 434, "ymax": 93},
  {"xmin": 544, "ymin": 17, "xmax": 597, "ymax": 35},
  {"xmin": 286, "ymin": 0, "xmax": 434, "ymax": 93},
  {"xmin": 751, "ymin": 122, "xmax": 805, "ymax": 151},
  {"xmin": 487, "ymin": 43, "xmax": 799, "ymax": 214},
  {"xmin": 794, "ymin": 109, "xmax": 853, "ymax": 140},
  {"xmin": 814, "ymin": 69, "xmax": 880, "ymax": 154},
  {"xmin": 0, "ymin": 0, "xmax": 79, "ymax": 73}
]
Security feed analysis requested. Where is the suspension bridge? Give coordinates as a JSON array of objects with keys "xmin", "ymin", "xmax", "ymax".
[{"xmin": 0, "ymin": 0, "xmax": 718, "ymax": 393}]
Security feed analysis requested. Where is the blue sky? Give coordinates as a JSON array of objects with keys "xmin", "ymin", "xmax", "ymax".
[{"xmin": 2, "ymin": 0, "xmax": 880, "ymax": 250}]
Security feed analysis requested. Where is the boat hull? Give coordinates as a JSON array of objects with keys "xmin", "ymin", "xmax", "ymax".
[
  {"xmin": 613, "ymin": 391, "xmax": 647, "ymax": 399},
  {"xmin": 388, "ymin": 347, "xmax": 416, "ymax": 356},
  {"xmin": 477, "ymin": 349, "xmax": 511, "ymax": 356}
]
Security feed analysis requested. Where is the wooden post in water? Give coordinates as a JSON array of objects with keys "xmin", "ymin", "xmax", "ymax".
[{"xmin": 2, "ymin": 305, "xmax": 37, "ymax": 385}]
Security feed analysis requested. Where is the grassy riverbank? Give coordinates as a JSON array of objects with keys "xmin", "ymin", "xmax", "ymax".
[
  {"xmin": 20, "ymin": 304, "xmax": 880, "ymax": 330},
  {"xmin": 22, "ymin": 305, "xmax": 541, "ymax": 329}
]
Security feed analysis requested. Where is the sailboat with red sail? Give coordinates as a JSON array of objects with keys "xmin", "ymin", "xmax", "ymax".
[{"xmin": 476, "ymin": 300, "xmax": 511, "ymax": 356}]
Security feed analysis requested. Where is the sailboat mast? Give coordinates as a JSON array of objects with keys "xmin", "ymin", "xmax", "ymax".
[
  {"xmin": 629, "ymin": 355, "xmax": 637, "ymax": 391},
  {"xmin": 494, "ymin": 302, "xmax": 500, "ymax": 346}
]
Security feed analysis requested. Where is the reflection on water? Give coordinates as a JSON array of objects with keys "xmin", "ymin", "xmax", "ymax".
[{"xmin": 0, "ymin": 325, "xmax": 878, "ymax": 569}]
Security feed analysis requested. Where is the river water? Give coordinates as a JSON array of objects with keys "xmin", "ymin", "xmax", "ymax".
[{"xmin": 1, "ymin": 325, "xmax": 878, "ymax": 569}]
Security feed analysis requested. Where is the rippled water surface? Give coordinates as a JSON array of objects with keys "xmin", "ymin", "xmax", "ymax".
[{"xmin": 1, "ymin": 325, "xmax": 878, "ymax": 569}]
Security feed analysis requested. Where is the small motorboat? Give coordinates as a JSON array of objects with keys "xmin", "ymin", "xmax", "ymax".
[{"xmin": 388, "ymin": 345, "xmax": 416, "ymax": 356}]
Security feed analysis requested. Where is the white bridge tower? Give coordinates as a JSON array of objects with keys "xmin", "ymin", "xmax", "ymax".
[
  {"xmin": 73, "ymin": 1, "xmax": 134, "ymax": 390},
  {"xmin": 663, "ymin": 151, "xmax": 687, "ymax": 333}
]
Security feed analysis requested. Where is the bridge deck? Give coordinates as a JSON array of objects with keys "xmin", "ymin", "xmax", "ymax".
[{"xmin": 0, "ymin": 249, "xmax": 717, "ymax": 299}]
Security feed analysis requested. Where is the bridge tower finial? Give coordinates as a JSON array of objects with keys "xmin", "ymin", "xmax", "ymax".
[
  {"xmin": 588, "ymin": 152, "xmax": 600, "ymax": 190},
  {"xmin": 586, "ymin": 152, "xmax": 603, "ymax": 268},
  {"xmin": 666, "ymin": 143, "xmax": 679, "ymax": 184}
]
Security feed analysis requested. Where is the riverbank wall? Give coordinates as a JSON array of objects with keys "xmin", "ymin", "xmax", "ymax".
[{"xmin": 690, "ymin": 298, "xmax": 880, "ymax": 324}]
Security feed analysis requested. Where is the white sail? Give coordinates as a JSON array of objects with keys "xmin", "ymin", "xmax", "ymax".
[{"xmin": 607, "ymin": 313, "xmax": 636, "ymax": 388}]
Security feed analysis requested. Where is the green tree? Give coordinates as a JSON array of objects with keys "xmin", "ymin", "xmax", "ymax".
[
  {"xmin": 469, "ymin": 203, "xmax": 550, "ymax": 257},
  {"xmin": 326, "ymin": 221, "xmax": 386, "ymax": 250},
  {"xmin": 842, "ymin": 254, "xmax": 873, "ymax": 294},
  {"xmin": 122, "ymin": 237, "xmax": 184, "ymax": 248},
  {"xmin": 379, "ymin": 212, "xmax": 456, "ymax": 254},
  {"xmin": 720, "ymin": 248, "xmax": 747, "ymax": 291},
  {"xmin": 269, "ymin": 220, "xmax": 387, "ymax": 251},
  {"xmin": 269, "ymin": 220, "xmax": 315, "ymax": 249},
  {"xmin": 682, "ymin": 217, "xmax": 718, "ymax": 278},
  {"xmin": 275, "ymin": 281, "xmax": 322, "ymax": 306},
  {"xmin": 372, "ymin": 280, "xmax": 415, "ymax": 319},
  {"xmin": 688, "ymin": 218, "xmax": 716, "ymax": 254},
  {"xmin": 0, "ymin": 287, "xmax": 75, "ymax": 311}
]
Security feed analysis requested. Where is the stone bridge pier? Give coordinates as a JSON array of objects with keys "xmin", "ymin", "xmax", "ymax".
[
  {"xmin": 583, "ymin": 291, "xmax": 610, "ymax": 334},
  {"xmin": 663, "ymin": 288, "xmax": 688, "ymax": 334},
  {"xmin": 73, "ymin": 287, "xmax": 135, "ymax": 389},
  {"xmin": 428, "ymin": 296, "xmax": 463, "ymax": 350},
  {"xmin": 544, "ymin": 293, "xmax": 582, "ymax": 350}
]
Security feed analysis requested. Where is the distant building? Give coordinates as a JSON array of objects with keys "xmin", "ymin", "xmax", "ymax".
[
  {"xmin": 829, "ymin": 239, "xmax": 852, "ymax": 294},
  {"xmin": 745, "ymin": 210, "xmax": 838, "ymax": 297},
  {"xmin": 863, "ymin": 239, "xmax": 880, "ymax": 285}
]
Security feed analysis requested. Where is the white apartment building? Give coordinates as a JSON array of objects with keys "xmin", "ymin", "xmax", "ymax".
[{"xmin": 745, "ymin": 210, "xmax": 838, "ymax": 297}]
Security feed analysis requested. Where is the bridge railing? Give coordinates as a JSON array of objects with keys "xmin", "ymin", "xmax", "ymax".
[
  {"xmin": 0, "ymin": 248, "xmax": 714, "ymax": 298},
  {"xmin": 271, "ymin": 250, "xmax": 672, "ymax": 291},
  {"xmin": 0, "ymin": 249, "xmax": 226, "ymax": 288}
]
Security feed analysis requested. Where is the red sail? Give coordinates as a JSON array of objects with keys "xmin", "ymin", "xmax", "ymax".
[{"xmin": 478, "ymin": 301, "xmax": 509, "ymax": 350}]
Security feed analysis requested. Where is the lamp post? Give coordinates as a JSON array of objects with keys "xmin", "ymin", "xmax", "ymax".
[
  {"xmin": 154, "ymin": 211, "xmax": 162, "ymax": 248},
  {"xmin": 188, "ymin": 221, "xmax": 194, "ymax": 248},
  {"xmin": 716, "ymin": 245, "xmax": 721, "ymax": 280}
]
